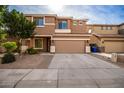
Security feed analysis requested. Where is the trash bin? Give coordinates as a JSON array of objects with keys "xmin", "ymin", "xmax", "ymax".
[
  {"xmin": 92, "ymin": 46, "xmax": 98, "ymax": 52},
  {"xmin": 90, "ymin": 44, "xmax": 99, "ymax": 52}
]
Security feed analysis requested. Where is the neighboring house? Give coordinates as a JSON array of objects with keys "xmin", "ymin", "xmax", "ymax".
[
  {"xmin": 88, "ymin": 24, "xmax": 124, "ymax": 53},
  {"xmin": 24, "ymin": 14, "xmax": 91, "ymax": 53},
  {"xmin": 90, "ymin": 34, "xmax": 124, "ymax": 53},
  {"xmin": 23, "ymin": 14, "xmax": 124, "ymax": 53},
  {"xmin": 118, "ymin": 23, "xmax": 124, "ymax": 34},
  {"xmin": 87, "ymin": 24, "xmax": 118, "ymax": 34}
]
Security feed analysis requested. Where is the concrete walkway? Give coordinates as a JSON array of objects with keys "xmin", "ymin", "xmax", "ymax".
[{"xmin": 0, "ymin": 54, "xmax": 124, "ymax": 88}]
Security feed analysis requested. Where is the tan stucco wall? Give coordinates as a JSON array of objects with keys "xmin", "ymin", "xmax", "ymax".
[
  {"xmin": 71, "ymin": 20, "xmax": 87, "ymax": 34},
  {"xmin": 104, "ymin": 41, "xmax": 124, "ymax": 53},
  {"xmin": 93, "ymin": 26, "xmax": 118, "ymax": 34},
  {"xmin": 89, "ymin": 35, "xmax": 102, "ymax": 46},
  {"xmin": 101, "ymin": 38, "xmax": 124, "ymax": 41},
  {"xmin": 118, "ymin": 24, "xmax": 124, "ymax": 30},
  {"xmin": 34, "ymin": 25, "xmax": 55, "ymax": 35},
  {"xmin": 87, "ymin": 25, "xmax": 118, "ymax": 34},
  {"xmin": 45, "ymin": 16, "xmax": 56, "ymax": 23}
]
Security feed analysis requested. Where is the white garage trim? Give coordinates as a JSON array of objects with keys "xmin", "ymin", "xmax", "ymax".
[
  {"xmin": 34, "ymin": 35, "xmax": 52, "ymax": 37},
  {"xmin": 52, "ymin": 38, "xmax": 90, "ymax": 41}
]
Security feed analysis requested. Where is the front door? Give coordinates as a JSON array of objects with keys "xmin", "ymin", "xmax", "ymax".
[{"xmin": 46, "ymin": 38, "xmax": 51, "ymax": 52}]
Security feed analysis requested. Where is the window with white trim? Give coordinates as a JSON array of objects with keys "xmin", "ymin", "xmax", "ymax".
[
  {"xmin": 73, "ymin": 21, "xmax": 77, "ymax": 26},
  {"xmin": 101, "ymin": 26, "xmax": 106, "ymax": 30},
  {"xmin": 35, "ymin": 17, "xmax": 44, "ymax": 26},
  {"xmin": 107, "ymin": 26, "xmax": 112, "ymax": 30},
  {"xmin": 58, "ymin": 21, "xmax": 68, "ymax": 29},
  {"xmin": 35, "ymin": 38, "xmax": 43, "ymax": 49},
  {"xmin": 101, "ymin": 26, "xmax": 112, "ymax": 30}
]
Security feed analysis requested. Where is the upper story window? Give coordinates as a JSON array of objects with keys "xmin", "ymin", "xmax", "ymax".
[
  {"xmin": 73, "ymin": 21, "xmax": 77, "ymax": 26},
  {"xmin": 107, "ymin": 26, "xmax": 112, "ymax": 30},
  {"xmin": 101, "ymin": 26, "xmax": 106, "ymax": 30},
  {"xmin": 101, "ymin": 26, "xmax": 112, "ymax": 30},
  {"xmin": 58, "ymin": 21, "xmax": 67, "ymax": 29},
  {"xmin": 35, "ymin": 17, "xmax": 44, "ymax": 27}
]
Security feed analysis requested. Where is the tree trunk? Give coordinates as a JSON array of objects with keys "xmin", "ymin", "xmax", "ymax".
[{"xmin": 17, "ymin": 39, "xmax": 22, "ymax": 54}]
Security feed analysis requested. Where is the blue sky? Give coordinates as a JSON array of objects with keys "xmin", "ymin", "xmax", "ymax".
[{"xmin": 9, "ymin": 5, "xmax": 124, "ymax": 24}]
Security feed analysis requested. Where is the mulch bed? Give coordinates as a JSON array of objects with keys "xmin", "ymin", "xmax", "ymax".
[{"xmin": 0, "ymin": 53, "xmax": 54, "ymax": 69}]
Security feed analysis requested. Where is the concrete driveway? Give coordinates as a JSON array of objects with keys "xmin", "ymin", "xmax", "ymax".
[{"xmin": 0, "ymin": 54, "xmax": 124, "ymax": 88}]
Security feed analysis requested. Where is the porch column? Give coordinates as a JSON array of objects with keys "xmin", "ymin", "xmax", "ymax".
[{"xmin": 50, "ymin": 39, "xmax": 55, "ymax": 53}]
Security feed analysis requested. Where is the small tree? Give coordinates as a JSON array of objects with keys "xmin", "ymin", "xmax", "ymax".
[
  {"xmin": 0, "ymin": 6, "xmax": 8, "ymax": 45},
  {"xmin": 0, "ymin": 6, "xmax": 8, "ymax": 27},
  {"xmin": 2, "ymin": 41, "xmax": 17, "ymax": 53},
  {"xmin": 3, "ymin": 9, "xmax": 36, "ymax": 53},
  {"xmin": 0, "ymin": 30, "xmax": 7, "ymax": 45},
  {"xmin": 1, "ymin": 41, "xmax": 17, "ymax": 64}
]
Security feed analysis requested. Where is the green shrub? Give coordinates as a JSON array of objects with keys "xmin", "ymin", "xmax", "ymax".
[
  {"xmin": 2, "ymin": 53, "xmax": 16, "ymax": 64},
  {"xmin": 27, "ymin": 47, "xmax": 38, "ymax": 54},
  {"xmin": 2, "ymin": 41, "xmax": 17, "ymax": 53}
]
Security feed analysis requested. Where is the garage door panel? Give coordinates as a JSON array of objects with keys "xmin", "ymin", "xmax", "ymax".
[
  {"xmin": 105, "ymin": 41, "xmax": 124, "ymax": 53},
  {"xmin": 55, "ymin": 40, "xmax": 85, "ymax": 53}
]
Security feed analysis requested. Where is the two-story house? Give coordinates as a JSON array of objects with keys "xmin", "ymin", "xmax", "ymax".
[
  {"xmin": 24, "ymin": 14, "xmax": 91, "ymax": 53},
  {"xmin": 22, "ymin": 14, "xmax": 124, "ymax": 53}
]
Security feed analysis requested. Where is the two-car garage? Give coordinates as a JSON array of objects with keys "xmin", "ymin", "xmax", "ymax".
[
  {"xmin": 54, "ymin": 40, "xmax": 85, "ymax": 53},
  {"xmin": 52, "ymin": 34, "xmax": 91, "ymax": 53}
]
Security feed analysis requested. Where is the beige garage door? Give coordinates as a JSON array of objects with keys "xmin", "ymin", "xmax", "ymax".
[
  {"xmin": 55, "ymin": 40, "xmax": 85, "ymax": 53},
  {"xmin": 105, "ymin": 41, "xmax": 124, "ymax": 53}
]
